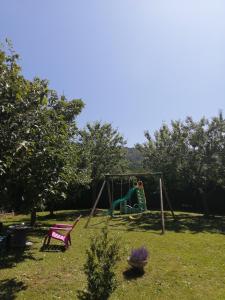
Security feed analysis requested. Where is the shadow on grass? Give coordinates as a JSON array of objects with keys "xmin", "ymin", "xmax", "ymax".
[
  {"xmin": 113, "ymin": 212, "xmax": 225, "ymax": 234},
  {"xmin": 2, "ymin": 210, "xmax": 87, "ymax": 230},
  {"xmin": 40, "ymin": 244, "xmax": 66, "ymax": 252},
  {"xmin": 3, "ymin": 209, "xmax": 225, "ymax": 236},
  {"xmin": 0, "ymin": 278, "xmax": 27, "ymax": 300},
  {"xmin": 123, "ymin": 267, "xmax": 145, "ymax": 280},
  {"xmin": 0, "ymin": 246, "xmax": 42, "ymax": 270},
  {"xmin": 35, "ymin": 210, "xmax": 88, "ymax": 222}
]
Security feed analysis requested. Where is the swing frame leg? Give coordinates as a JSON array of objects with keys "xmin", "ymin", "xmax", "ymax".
[{"xmin": 85, "ymin": 180, "xmax": 106, "ymax": 228}]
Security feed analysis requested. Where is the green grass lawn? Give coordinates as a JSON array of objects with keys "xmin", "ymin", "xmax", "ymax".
[{"xmin": 1, "ymin": 210, "xmax": 225, "ymax": 300}]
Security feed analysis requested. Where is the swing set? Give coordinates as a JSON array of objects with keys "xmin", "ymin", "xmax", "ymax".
[{"xmin": 85, "ymin": 172, "xmax": 176, "ymax": 234}]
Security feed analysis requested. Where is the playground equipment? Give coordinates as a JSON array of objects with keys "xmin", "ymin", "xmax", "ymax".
[
  {"xmin": 109, "ymin": 181, "xmax": 147, "ymax": 216},
  {"xmin": 85, "ymin": 172, "xmax": 176, "ymax": 234}
]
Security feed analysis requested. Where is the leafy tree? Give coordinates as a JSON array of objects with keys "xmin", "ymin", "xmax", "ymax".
[
  {"xmin": 78, "ymin": 122, "xmax": 127, "ymax": 203},
  {"xmin": 136, "ymin": 114, "xmax": 225, "ymax": 214},
  {"xmin": 125, "ymin": 147, "xmax": 144, "ymax": 172},
  {"xmin": 0, "ymin": 41, "xmax": 89, "ymax": 224}
]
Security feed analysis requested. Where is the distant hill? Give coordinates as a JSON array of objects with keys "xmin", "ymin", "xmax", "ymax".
[{"xmin": 125, "ymin": 147, "xmax": 144, "ymax": 171}]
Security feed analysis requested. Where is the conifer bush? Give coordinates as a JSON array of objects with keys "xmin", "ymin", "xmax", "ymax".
[{"xmin": 78, "ymin": 225, "xmax": 120, "ymax": 300}]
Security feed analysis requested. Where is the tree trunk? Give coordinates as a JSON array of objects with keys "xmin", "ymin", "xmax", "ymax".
[
  {"xmin": 49, "ymin": 208, "xmax": 54, "ymax": 217},
  {"xmin": 49, "ymin": 202, "xmax": 55, "ymax": 217},
  {"xmin": 202, "ymin": 194, "xmax": 209, "ymax": 217},
  {"xmin": 30, "ymin": 208, "xmax": 37, "ymax": 226},
  {"xmin": 199, "ymin": 188, "xmax": 209, "ymax": 217}
]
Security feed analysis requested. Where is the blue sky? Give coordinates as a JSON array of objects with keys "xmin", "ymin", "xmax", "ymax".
[{"xmin": 1, "ymin": 1, "xmax": 225, "ymax": 146}]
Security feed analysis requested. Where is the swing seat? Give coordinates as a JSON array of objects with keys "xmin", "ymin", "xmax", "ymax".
[
  {"xmin": 124, "ymin": 203, "xmax": 143, "ymax": 214},
  {"xmin": 129, "ymin": 214, "xmax": 143, "ymax": 220}
]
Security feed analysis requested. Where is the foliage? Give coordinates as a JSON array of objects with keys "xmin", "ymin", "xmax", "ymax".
[
  {"xmin": 0, "ymin": 41, "xmax": 89, "ymax": 223},
  {"xmin": 125, "ymin": 147, "xmax": 144, "ymax": 172},
  {"xmin": 78, "ymin": 225, "xmax": 120, "ymax": 300},
  {"xmin": 136, "ymin": 113, "xmax": 225, "ymax": 213},
  {"xmin": 78, "ymin": 122, "xmax": 128, "ymax": 202},
  {"xmin": 79, "ymin": 122, "xmax": 127, "ymax": 181}
]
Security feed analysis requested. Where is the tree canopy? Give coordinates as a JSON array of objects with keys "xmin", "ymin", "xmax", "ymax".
[
  {"xmin": 78, "ymin": 122, "xmax": 128, "ymax": 202},
  {"xmin": 0, "ymin": 42, "xmax": 89, "ymax": 223},
  {"xmin": 136, "ymin": 113, "xmax": 225, "ymax": 213}
]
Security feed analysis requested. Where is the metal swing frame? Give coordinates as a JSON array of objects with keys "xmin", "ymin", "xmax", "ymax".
[{"xmin": 84, "ymin": 172, "xmax": 176, "ymax": 234}]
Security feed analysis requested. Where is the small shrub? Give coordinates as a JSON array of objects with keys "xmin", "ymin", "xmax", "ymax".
[{"xmin": 78, "ymin": 225, "xmax": 120, "ymax": 300}]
